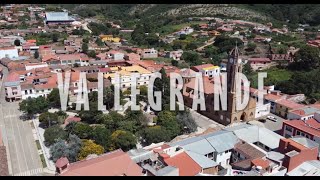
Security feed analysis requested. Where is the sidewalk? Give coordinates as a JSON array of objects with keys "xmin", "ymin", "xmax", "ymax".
[{"xmin": 31, "ymin": 118, "xmax": 56, "ymax": 174}]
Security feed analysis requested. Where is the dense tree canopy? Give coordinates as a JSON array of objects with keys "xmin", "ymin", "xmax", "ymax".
[
  {"xmin": 110, "ymin": 130, "xmax": 137, "ymax": 151},
  {"xmin": 44, "ymin": 125, "xmax": 68, "ymax": 146},
  {"xmin": 141, "ymin": 126, "xmax": 171, "ymax": 145},
  {"xmin": 19, "ymin": 97, "xmax": 49, "ymax": 118},
  {"xmin": 78, "ymin": 139, "xmax": 105, "ymax": 161}
]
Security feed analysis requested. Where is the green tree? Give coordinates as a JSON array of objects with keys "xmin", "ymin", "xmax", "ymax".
[
  {"xmin": 88, "ymin": 50, "xmax": 96, "ymax": 58},
  {"xmin": 247, "ymin": 42, "xmax": 257, "ymax": 51},
  {"xmin": 179, "ymin": 34, "xmax": 187, "ymax": 40},
  {"xmin": 157, "ymin": 111, "xmax": 181, "ymax": 138},
  {"xmin": 176, "ymin": 110, "xmax": 197, "ymax": 133},
  {"xmin": 68, "ymin": 122, "xmax": 93, "ymax": 139},
  {"xmin": 185, "ymin": 42, "xmax": 198, "ymax": 50},
  {"xmin": 67, "ymin": 134, "xmax": 82, "ymax": 162},
  {"xmin": 78, "ymin": 139, "xmax": 105, "ymax": 160},
  {"xmin": 204, "ymin": 46, "xmax": 218, "ymax": 58},
  {"xmin": 44, "ymin": 125, "xmax": 68, "ymax": 146},
  {"xmin": 139, "ymin": 85, "xmax": 148, "ymax": 96},
  {"xmin": 171, "ymin": 60, "xmax": 179, "ymax": 67},
  {"xmin": 181, "ymin": 51, "xmax": 202, "ymax": 66},
  {"xmin": 95, "ymin": 38, "xmax": 104, "ymax": 46},
  {"xmin": 243, "ymin": 62, "xmax": 253, "ymax": 75},
  {"xmin": 110, "ymin": 130, "xmax": 137, "ymax": 151},
  {"xmin": 14, "ymin": 39, "xmax": 21, "ymax": 46},
  {"xmin": 39, "ymin": 112, "xmax": 59, "ymax": 128},
  {"xmin": 291, "ymin": 45, "xmax": 320, "ymax": 71},
  {"xmin": 82, "ymin": 43, "xmax": 89, "ymax": 53},
  {"xmin": 50, "ymin": 139, "xmax": 69, "ymax": 162},
  {"xmin": 52, "ymin": 33, "xmax": 59, "ymax": 42},
  {"xmin": 34, "ymin": 50, "xmax": 39, "ymax": 59},
  {"xmin": 47, "ymin": 88, "xmax": 61, "ymax": 108},
  {"xmin": 19, "ymin": 97, "xmax": 49, "ymax": 118},
  {"xmin": 50, "ymin": 134, "xmax": 82, "ymax": 163},
  {"xmin": 90, "ymin": 126, "xmax": 111, "ymax": 150},
  {"xmin": 142, "ymin": 126, "xmax": 170, "ymax": 145}
]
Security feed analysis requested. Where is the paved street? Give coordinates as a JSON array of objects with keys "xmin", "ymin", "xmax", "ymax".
[
  {"xmin": 249, "ymin": 113, "xmax": 285, "ymax": 134},
  {"xmin": 0, "ymin": 65, "xmax": 43, "ymax": 176}
]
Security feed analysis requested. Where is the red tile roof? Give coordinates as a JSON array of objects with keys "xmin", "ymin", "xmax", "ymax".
[
  {"xmin": 42, "ymin": 54, "xmax": 59, "ymax": 62},
  {"xmin": 6, "ymin": 72, "xmax": 20, "ymax": 82},
  {"xmin": 264, "ymin": 93, "xmax": 283, "ymax": 102},
  {"xmin": 184, "ymin": 76, "xmax": 215, "ymax": 95},
  {"xmin": 56, "ymin": 157, "xmax": 69, "ymax": 168},
  {"xmin": 251, "ymin": 158, "xmax": 270, "ymax": 169},
  {"xmin": 277, "ymin": 99, "xmax": 305, "ymax": 109},
  {"xmin": 164, "ymin": 152, "xmax": 201, "ymax": 176},
  {"xmin": 191, "ymin": 64, "xmax": 215, "ymax": 72},
  {"xmin": 59, "ymin": 149, "xmax": 142, "ymax": 176},
  {"xmin": 284, "ymin": 119, "xmax": 320, "ymax": 137}
]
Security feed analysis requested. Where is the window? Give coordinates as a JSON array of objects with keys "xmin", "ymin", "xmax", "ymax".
[
  {"xmin": 306, "ymin": 135, "xmax": 310, "ymax": 139},
  {"xmin": 285, "ymin": 126, "xmax": 293, "ymax": 132},
  {"xmin": 297, "ymin": 131, "xmax": 301, "ymax": 135}
]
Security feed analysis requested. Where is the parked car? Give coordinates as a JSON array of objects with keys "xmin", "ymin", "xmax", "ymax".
[
  {"xmin": 258, "ymin": 118, "xmax": 266, "ymax": 123},
  {"xmin": 267, "ymin": 116, "xmax": 277, "ymax": 122}
]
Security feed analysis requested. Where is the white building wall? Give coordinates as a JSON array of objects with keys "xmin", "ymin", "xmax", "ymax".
[
  {"xmin": 215, "ymin": 151, "xmax": 232, "ymax": 167},
  {"xmin": 255, "ymin": 103, "xmax": 271, "ymax": 118},
  {"xmin": 0, "ymin": 48, "xmax": 19, "ymax": 59},
  {"xmin": 25, "ymin": 64, "xmax": 48, "ymax": 71},
  {"xmin": 110, "ymin": 73, "xmax": 153, "ymax": 89},
  {"xmin": 21, "ymin": 88, "xmax": 53, "ymax": 99},
  {"xmin": 112, "ymin": 53, "xmax": 124, "ymax": 60}
]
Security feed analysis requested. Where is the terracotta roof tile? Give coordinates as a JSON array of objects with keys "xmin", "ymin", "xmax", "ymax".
[
  {"xmin": 59, "ymin": 149, "xmax": 142, "ymax": 176},
  {"xmin": 164, "ymin": 152, "xmax": 201, "ymax": 176},
  {"xmin": 284, "ymin": 119, "xmax": 320, "ymax": 137}
]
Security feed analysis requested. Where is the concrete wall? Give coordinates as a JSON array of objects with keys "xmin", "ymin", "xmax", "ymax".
[
  {"xmin": 215, "ymin": 151, "xmax": 232, "ymax": 167},
  {"xmin": 21, "ymin": 88, "xmax": 53, "ymax": 100},
  {"xmin": 0, "ymin": 48, "xmax": 19, "ymax": 59},
  {"xmin": 255, "ymin": 103, "xmax": 271, "ymax": 118}
]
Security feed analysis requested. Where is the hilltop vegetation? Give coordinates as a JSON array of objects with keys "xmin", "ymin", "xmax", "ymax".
[{"xmin": 55, "ymin": 4, "xmax": 320, "ymax": 27}]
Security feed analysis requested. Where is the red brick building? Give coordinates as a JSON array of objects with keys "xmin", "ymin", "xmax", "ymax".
[
  {"xmin": 278, "ymin": 137, "xmax": 319, "ymax": 172},
  {"xmin": 281, "ymin": 113, "xmax": 320, "ymax": 144}
]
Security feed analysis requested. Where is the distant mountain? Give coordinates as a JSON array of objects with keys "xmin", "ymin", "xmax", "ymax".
[{"xmin": 57, "ymin": 4, "xmax": 320, "ymax": 26}]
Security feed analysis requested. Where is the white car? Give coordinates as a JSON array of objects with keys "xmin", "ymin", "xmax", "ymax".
[{"xmin": 267, "ymin": 116, "xmax": 277, "ymax": 122}]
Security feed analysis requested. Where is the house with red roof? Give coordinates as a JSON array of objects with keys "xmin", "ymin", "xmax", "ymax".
[
  {"xmin": 275, "ymin": 99, "xmax": 305, "ymax": 118},
  {"xmin": 247, "ymin": 58, "xmax": 272, "ymax": 71},
  {"xmin": 162, "ymin": 151, "xmax": 202, "ymax": 176},
  {"xmin": 278, "ymin": 137, "xmax": 319, "ymax": 172},
  {"xmin": 282, "ymin": 112, "xmax": 320, "ymax": 144},
  {"xmin": 4, "ymin": 71, "xmax": 22, "ymax": 102},
  {"xmin": 55, "ymin": 149, "xmax": 143, "ymax": 176},
  {"xmin": 287, "ymin": 106, "xmax": 320, "ymax": 120},
  {"xmin": 64, "ymin": 116, "xmax": 81, "ymax": 126}
]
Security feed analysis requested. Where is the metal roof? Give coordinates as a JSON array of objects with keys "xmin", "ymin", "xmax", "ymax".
[
  {"xmin": 290, "ymin": 136, "xmax": 319, "ymax": 149},
  {"xmin": 45, "ymin": 12, "xmax": 74, "ymax": 22},
  {"xmin": 4, "ymin": 81, "xmax": 20, "ymax": 87},
  {"xmin": 155, "ymin": 166, "xmax": 178, "ymax": 176},
  {"xmin": 225, "ymin": 124, "xmax": 282, "ymax": 150},
  {"xmin": 287, "ymin": 160, "xmax": 320, "ymax": 176},
  {"xmin": 170, "ymin": 130, "xmax": 239, "ymax": 154},
  {"xmin": 185, "ymin": 151, "xmax": 218, "ymax": 168}
]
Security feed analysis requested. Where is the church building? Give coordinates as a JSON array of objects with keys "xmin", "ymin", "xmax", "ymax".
[{"xmin": 183, "ymin": 45, "xmax": 256, "ymax": 126}]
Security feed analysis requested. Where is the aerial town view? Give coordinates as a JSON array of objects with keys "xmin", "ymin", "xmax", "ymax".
[{"xmin": 1, "ymin": 3, "xmax": 320, "ymax": 176}]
